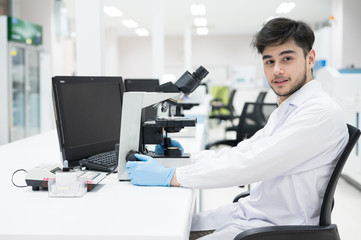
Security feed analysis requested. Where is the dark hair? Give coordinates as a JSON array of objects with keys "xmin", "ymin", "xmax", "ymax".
[{"xmin": 252, "ymin": 17, "xmax": 315, "ymax": 57}]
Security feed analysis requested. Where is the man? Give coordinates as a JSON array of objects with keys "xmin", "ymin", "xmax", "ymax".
[{"xmin": 126, "ymin": 17, "xmax": 348, "ymax": 239}]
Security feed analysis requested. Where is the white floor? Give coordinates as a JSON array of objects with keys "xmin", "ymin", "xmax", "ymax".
[
  {"xmin": 333, "ymin": 177, "xmax": 361, "ymax": 240},
  {"xmin": 200, "ymin": 123, "xmax": 361, "ymax": 240}
]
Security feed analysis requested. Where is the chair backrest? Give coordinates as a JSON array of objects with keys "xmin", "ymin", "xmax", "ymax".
[
  {"xmin": 211, "ymin": 86, "xmax": 229, "ymax": 103},
  {"xmin": 255, "ymin": 91, "xmax": 267, "ymax": 103},
  {"xmin": 319, "ymin": 124, "xmax": 360, "ymax": 226},
  {"xmin": 243, "ymin": 91, "xmax": 268, "ymax": 126},
  {"xmin": 236, "ymin": 102, "xmax": 278, "ymax": 141},
  {"xmin": 226, "ymin": 89, "xmax": 237, "ymax": 113}
]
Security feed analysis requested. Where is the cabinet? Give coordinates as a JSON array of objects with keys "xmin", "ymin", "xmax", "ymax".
[
  {"xmin": 316, "ymin": 67, "xmax": 361, "ymax": 187},
  {"xmin": 9, "ymin": 42, "xmax": 41, "ymax": 141},
  {"xmin": 0, "ymin": 16, "xmax": 42, "ymax": 144}
]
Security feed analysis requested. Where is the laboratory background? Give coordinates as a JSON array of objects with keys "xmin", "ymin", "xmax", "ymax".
[{"xmin": 1, "ymin": 0, "xmax": 361, "ymax": 239}]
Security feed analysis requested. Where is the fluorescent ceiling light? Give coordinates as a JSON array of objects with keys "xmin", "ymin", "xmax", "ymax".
[
  {"xmin": 122, "ymin": 19, "xmax": 138, "ymax": 28},
  {"xmin": 104, "ymin": 6, "xmax": 122, "ymax": 17},
  {"xmin": 191, "ymin": 4, "xmax": 206, "ymax": 16},
  {"xmin": 276, "ymin": 2, "xmax": 296, "ymax": 14},
  {"xmin": 135, "ymin": 28, "xmax": 149, "ymax": 37},
  {"xmin": 196, "ymin": 27, "xmax": 208, "ymax": 36},
  {"xmin": 194, "ymin": 17, "xmax": 207, "ymax": 27}
]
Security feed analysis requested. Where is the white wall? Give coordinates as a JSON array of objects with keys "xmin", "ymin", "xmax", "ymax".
[
  {"xmin": 110, "ymin": 34, "xmax": 263, "ymax": 87},
  {"xmin": 314, "ymin": 26, "xmax": 332, "ymax": 64},
  {"xmin": 192, "ymin": 35, "xmax": 263, "ymax": 87},
  {"xmin": 105, "ymin": 27, "xmax": 120, "ymax": 76},
  {"xmin": 116, "ymin": 37, "xmax": 152, "ymax": 78},
  {"xmin": 342, "ymin": 0, "xmax": 361, "ymax": 68},
  {"xmin": 75, "ymin": 0, "xmax": 104, "ymax": 76}
]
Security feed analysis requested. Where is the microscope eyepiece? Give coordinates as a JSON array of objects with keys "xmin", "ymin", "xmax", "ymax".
[
  {"xmin": 174, "ymin": 66, "xmax": 209, "ymax": 94},
  {"xmin": 193, "ymin": 66, "xmax": 209, "ymax": 82},
  {"xmin": 155, "ymin": 66, "xmax": 209, "ymax": 95}
]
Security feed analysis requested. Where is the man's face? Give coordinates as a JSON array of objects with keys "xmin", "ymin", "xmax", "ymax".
[{"xmin": 262, "ymin": 40, "xmax": 315, "ymax": 103}]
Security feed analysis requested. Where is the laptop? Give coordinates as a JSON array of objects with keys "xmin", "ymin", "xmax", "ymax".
[{"xmin": 52, "ymin": 76, "xmax": 124, "ymax": 176}]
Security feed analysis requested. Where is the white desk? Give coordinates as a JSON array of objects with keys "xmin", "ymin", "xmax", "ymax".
[{"xmin": 0, "ymin": 130, "xmax": 197, "ymax": 240}]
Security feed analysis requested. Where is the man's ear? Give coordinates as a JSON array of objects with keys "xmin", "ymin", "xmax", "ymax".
[{"xmin": 308, "ymin": 49, "xmax": 316, "ymax": 68}]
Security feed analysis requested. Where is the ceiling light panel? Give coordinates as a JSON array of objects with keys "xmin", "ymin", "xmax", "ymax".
[
  {"xmin": 104, "ymin": 6, "xmax": 122, "ymax": 17},
  {"xmin": 135, "ymin": 28, "xmax": 149, "ymax": 37},
  {"xmin": 276, "ymin": 2, "xmax": 296, "ymax": 14},
  {"xmin": 122, "ymin": 19, "xmax": 138, "ymax": 28},
  {"xmin": 194, "ymin": 17, "xmax": 207, "ymax": 27}
]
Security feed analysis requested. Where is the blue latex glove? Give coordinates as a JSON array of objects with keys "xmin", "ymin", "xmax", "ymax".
[
  {"xmin": 155, "ymin": 138, "xmax": 184, "ymax": 154},
  {"xmin": 126, "ymin": 154, "xmax": 175, "ymax": 187}
]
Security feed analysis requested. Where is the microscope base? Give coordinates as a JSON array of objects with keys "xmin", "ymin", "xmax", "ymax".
[
  {"xmin": 156, "ymin": 157, "xmax": 191, "ymax": 168},
  {"xmin": 153, "ymin": 153, "xmax": 190, "ymax": 158}
]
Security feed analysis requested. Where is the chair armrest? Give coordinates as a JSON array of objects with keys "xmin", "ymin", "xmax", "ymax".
[
  {"xmin": 211, "ymin": 101, "xmax": 226, "ymax": 108},
  {"xmin": 233, "ymin": 191, "xmax": 250, "ymax": 203},
  {"xmin": 210, "ymin": 98, "xmax": 223, "ymax": 103},
  {"xmin": 205, "ymin": 139, "xmax": 238, "ymax": 150},
  {"xmin": 225, "ymin": 126, "xmax": 237, "ymax": 132},
  {"xmin": 234, "ymin": 224, "xmax": 340, "ymax": 240},
  {"xmin": 211, "ymin": 105, "xmax": 230, "ymax": 111}
]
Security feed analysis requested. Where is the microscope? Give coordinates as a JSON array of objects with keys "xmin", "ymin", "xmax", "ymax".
[{"xmin": 117, "ymin": 66, "xmax": 209, "ymax": 180}]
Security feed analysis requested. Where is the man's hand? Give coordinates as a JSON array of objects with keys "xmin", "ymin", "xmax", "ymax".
[
  {"xmin": 155, "ymin": 139, "xmax": 184, "ymax": 154},
  {"xmin": 126, "ymin": 154, "xmax": 175, "ymax": 187}
]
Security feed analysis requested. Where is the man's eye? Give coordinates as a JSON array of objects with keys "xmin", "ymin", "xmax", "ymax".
[
  {"xmin": 284, "ymin": 57, "xmax": 292, "ymax": 62},
  {"xmin": 265, "ymin": 60, "xmax": 274, "ymax": 65}
]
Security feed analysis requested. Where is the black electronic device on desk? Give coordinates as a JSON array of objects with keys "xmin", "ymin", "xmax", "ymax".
[
  {"xmin": 52, "ymin": 76, "xmax": 124, "ymax": 173},
  {"xmin": 24, "ymin": 163, "xmax": 107, "ymax": 191}
]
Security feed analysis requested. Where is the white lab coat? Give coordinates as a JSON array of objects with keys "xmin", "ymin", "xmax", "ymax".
[{"xmin": 176, "ymin": 80, "xmax": 348, "ymax": 239}]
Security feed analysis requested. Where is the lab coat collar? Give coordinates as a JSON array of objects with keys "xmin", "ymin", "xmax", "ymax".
[{"xmin": 278, "ymin": 80, "xmax": 322, "ymax": 108}]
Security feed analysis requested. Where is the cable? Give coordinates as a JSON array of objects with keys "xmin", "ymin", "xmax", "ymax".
[
  {"xmin": 11, "ymin": 169, "xmax": 28, "ymax": 188},
  {"xmin": 106, "ymin": 143, "xmax": 120, "ymax": 176},
  {"xmin": 106, "ymin": 164, "xmax": 118, "ymax": 176}
]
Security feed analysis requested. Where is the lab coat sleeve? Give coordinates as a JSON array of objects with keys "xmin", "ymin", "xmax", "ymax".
[{"xmin": 176, "ymin": 103, "xmax": 348, "ymax": 189}]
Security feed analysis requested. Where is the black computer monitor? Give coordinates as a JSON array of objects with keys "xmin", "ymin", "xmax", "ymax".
[
  {"xmin": 124, "ymin": 79, "xmax": 159, "ymax": 121},
  {"xmin": 52, "ymin": 76, "xmax": 124, "ymax": 167}
]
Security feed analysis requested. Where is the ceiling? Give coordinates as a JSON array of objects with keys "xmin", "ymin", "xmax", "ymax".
[{"xmin": 65, "ymin": 0, "xmax": 333, "ymax": 37}]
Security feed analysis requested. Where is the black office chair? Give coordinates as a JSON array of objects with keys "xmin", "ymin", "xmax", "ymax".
[
  {"xmin": 224, "ymin": 91, "xmax": 268, "ymax": 133},
  {"xmin": 232, "ymin": 124, "xmax": 361, "ymax": 240},
  {"xmin": 205, "ymin": 102, "xmax": 278, "ymax": 149},
  {"xmin": 209, "ymin": 89, "xmax": 238, "ymax": 128}
]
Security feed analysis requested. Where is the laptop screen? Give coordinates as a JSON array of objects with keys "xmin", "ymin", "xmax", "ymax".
[{"xmin": 52, "ymin": 76, "xmax": 124, "ymax": 167}]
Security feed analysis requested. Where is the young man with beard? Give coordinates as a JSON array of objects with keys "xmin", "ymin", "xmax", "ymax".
[{"xmin": 126, "ymin": 17, "xmax": 348, "ymax": 239}]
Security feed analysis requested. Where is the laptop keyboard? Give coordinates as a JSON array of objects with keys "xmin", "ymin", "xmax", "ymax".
[
  {"xmin": 81, "ymin": 150, "xmax": 118, "ymax": 173},
  {"xmin": 80, "ymin": 147, "xmax": 157, "ymax": 173}
]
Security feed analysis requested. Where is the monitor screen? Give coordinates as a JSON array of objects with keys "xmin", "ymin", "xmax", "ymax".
[
  {"xmin": 52, "ymin": 76, "xmax": 124, "ymax": 167},
  {"xmin": 124, "ymin": 79, "xmax": 159, "ymax": 121}
]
